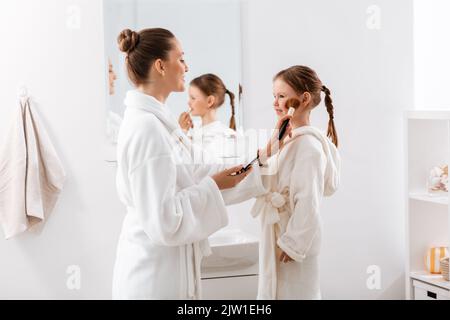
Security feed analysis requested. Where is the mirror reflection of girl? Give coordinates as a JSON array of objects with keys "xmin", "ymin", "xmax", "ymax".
[
  {"xmin": 253, "ymin": 65, "xmax": 341, "ymax": 300},
  {"xmin": 178, "ymin": 74, "xmax": 239, "ymax": 163}
]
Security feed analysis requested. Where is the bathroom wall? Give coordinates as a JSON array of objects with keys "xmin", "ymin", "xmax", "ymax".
[
  {"xmin": 0, "ymin": 0, "xmax": 124, "ymax": 299},
  {"xmin": 414, "ymin": 0, "xmax": 450, "ymax": 109},
  {"xmin": 0, "ymin": 0, "xmax": 413, "ymax": 299}
]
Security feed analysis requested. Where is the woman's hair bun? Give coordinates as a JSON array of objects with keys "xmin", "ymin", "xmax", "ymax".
[{"xmin": 118, "ymin": 29, "xmax": 140, "ymax": 54}]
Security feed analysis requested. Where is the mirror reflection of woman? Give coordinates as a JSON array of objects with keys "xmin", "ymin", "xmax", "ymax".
[
  {"xmin": 106, "ymin": 59, "xmax": 123, "ymax": 145},
  {"xmin": 178, "ymin": 74, "xmax": 240, "ymax": 164},
  {"xmin": 108, "ymin": 58, "xmax": 118, "ymax": 95},
  {"xmin": 112, "ymin": 28, "xmax": 283, "ymax": 300},
  {"xmin": 252, "ymin": 65, "xmax": 341, "ymax": 300}
]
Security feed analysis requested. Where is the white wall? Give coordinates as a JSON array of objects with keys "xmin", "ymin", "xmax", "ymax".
[
  {"xmin": 0, "ymin": 0, "xmax": 124, "ymax": 299},
  {"xmin": 0, "ymin": 0, "xmax": 413, "ymax": 299},
  {"xmin": 414, "ymin": 0, "xmax": 450, "ymax": 109},
  {"xmin": 240, "ymin": 0, "xmax": 413, "ymax": 299}
]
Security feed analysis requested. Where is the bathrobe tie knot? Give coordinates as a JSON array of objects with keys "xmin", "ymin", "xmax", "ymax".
[
  {"xmin": 251, "ymin": 189, "xmax": 289, "ymax": 226},
  {"xmin": 266, "ymin": 192, "xmax": 286, "ymax": 209}
]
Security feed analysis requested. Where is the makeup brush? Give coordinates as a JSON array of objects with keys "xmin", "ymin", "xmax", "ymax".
[
  {"xmin": 278, "ymin": 98, "xmax": 300, "ymax": 140},
  {"xmin": 230, "ymin": 98, "xmax": 301, "ymax": 176},
  {"xmin": 186, "ymin": 107, "xmax": 193, "ymax": 129}
]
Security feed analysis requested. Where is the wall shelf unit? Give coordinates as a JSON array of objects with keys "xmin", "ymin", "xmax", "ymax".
[{"xmin": 406, "ymin": 110, "xmax": 450, "ymax": 300}]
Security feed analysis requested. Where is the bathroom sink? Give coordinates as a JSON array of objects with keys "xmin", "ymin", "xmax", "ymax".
[
  {"xmin": 208, "ymin": 229, "xmax": 258, "ymax": 247},
  {"xmin": 201, "ymin": 229, "xmax": 259, "ymax": 278}
]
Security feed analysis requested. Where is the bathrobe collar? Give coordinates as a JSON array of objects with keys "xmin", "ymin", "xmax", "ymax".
[
  {"xmin": 124, "ymin": 89, "xmax": 191, "ymax": 147},
  {"xmin": 124, "ymin": 90, "xmax": 177, "ymax": 131},
  {"xmin": 287, "ymin": 125, "xmax": 341, "ymax": 196}
]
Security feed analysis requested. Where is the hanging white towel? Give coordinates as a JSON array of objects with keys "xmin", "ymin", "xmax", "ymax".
[{"xmin": 0, "ymin": 99, "xmax": 66, "ymax": 239}]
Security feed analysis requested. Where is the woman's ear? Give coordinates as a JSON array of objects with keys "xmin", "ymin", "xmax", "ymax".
[
  {"xmin": 207, "ymin": 95, "xmax": 216, "ymax": 108},
  {"xmin": 154, "ymin": 58, "xmax": 165, "ymax": 76}
]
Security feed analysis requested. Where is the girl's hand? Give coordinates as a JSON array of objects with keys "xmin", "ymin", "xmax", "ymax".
[
  {"xmin": 211, "ymin": 165, "xmax": 253, "ymax": 190},
  {"xmin": 259, "ymin": 114, "xmax": 293, "ymax": 162},
  {"xmin": 280, "ymin": 250, "xmax": 294, "ymax": 263},
  {"xmin": 178, "ymin": 112, "xmax": 193, "ymax": 133}
]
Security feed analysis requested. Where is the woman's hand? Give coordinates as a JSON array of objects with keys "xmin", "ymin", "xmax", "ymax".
[
  {"xmin": 178, "ymin": 112, "xmax": 193, "ymax": 133},
  {"xmin": 280, "ymin": 250, "xmax": 294, "ymax": 263},
  {"xmin": 211, "ymin": 165, "xmax": 253, "ymax": 190},
  {"xmin": 259, "ymin": 114, "xmax": 293, "ymax": 163}
]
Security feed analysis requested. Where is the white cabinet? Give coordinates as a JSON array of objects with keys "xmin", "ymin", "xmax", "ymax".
[
  {"xmin": 405, "ymin": 110, "xmax": 450, "ymax": 299},
  {"xmin": 413, "ymin": 280, "xmax": 450, "ymax": 300},
  {"xmin": 200, "ymin": 229, "xmax": 259, "ymax": 300},
  {"xmin": 201, "ymin": 261, "xmax": 258, "ymax": 300},
  {"xmin": 201, "ymin": 275, "xmax": 258, "ymax": 300}
]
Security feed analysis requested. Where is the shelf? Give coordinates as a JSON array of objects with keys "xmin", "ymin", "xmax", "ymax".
[
  {"xmin": 406, "ymin": 110, "xmax": 450, "ymax": 299},
  {"xmin": 410, "ymin": 271, "xmax": 450, "ymax": 291},
  {"xmin": 409, "ymin": 192, "xmax": 449, "ymax": 205},
  {"xmin": 407, "ymin": 110, "xmax": 450, "ymax": 120}
]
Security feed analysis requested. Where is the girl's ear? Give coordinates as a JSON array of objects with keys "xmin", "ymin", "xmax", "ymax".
[
  {"xmin": 300, "ymin": 92, "xmax": 312, "ymax": 108},
  {"xmin": 303, "ymin": 92, "xmax": 312, "ymax": 104},
  {"xmin": 207, "ymin": 95, "xmax": 216, "ymax": 108}
]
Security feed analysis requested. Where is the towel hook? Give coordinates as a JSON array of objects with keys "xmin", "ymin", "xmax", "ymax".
[{"xmin": 18, "ymin": 85, "xmax": 29, "ymax": 105}]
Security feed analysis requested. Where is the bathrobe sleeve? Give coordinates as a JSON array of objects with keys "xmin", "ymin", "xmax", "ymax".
[
  {"xmin": 128, "ymin": 154, "xmax": 229, "ymax": 247},
  {"xmin": 189, "ymin": 145, "xmax": 267, "ymax": 206},
  {"xmin": 276, "ymin": 146, "xmax": 326, "ymax": 262},
  {"xmin": 189, "ymin": 143, "xmax": 225, "ymax": 178},
  {"xmin": 220, "ymin": 164, "xmax": 267, "ymax": 205}
]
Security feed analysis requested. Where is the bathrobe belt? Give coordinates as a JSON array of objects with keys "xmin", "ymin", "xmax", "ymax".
[
  {"xmin": 251, "ymin": 189, "xmax": 289, "ymax": 300},
  {"xmin": 183, "ymin": 240, "xmax": 211, "ymax": 299}
]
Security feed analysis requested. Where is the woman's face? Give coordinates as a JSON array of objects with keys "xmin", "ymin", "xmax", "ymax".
[
  {"xmin": 164, "ymin": 38, "xmax": 189, "ymax": 92},
  {"xmin": 272, "ymin": 78, "xmax": 300, "ymax": 118},
  {"xmin": 188, "ymin": 85, "xmax": 211, "ymax": 116}
]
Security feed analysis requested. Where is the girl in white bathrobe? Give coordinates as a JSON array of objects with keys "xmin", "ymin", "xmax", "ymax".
[
  {"xmin": 252, "ymin": 65, "xmax": 341, "ymax": 300},
  {"xmin": 111, "ymin": 28, "xmax": 285, "ymax": 300}
]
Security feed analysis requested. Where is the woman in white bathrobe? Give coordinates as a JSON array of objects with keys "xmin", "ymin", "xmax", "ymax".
[
  {"xmin": 252, "ymin": 65, "xmax": 341, "ymax": 300},
  {"xmin": 111, "ymin": 28, "xmax": 284, "ymax": 300}
]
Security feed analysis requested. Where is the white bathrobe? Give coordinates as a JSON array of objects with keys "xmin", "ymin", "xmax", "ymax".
[
  {"xmin": 112, "ymin": 90, "xmax": 266, "ymax": 300},
  {"xmin": 251, "ymin": 126, "xmax": 340, "ymax": 300}
]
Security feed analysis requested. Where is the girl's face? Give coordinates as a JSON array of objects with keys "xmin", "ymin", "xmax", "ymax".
[
  {"xmin": 272, "ymin": 78, "xmax": 301, "ymax": 118},
  {"xmin": 164, "ymin": 38, "xmax": 189, "ymax": 92},
  {"xmin": 188, "ymin": 85, "xmax": 211, "ymax": 116}
]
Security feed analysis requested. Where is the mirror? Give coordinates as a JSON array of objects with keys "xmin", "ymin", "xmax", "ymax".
[{"xmin": 103, "ymin": 0, "xmax": 242, "ymax": 150}]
